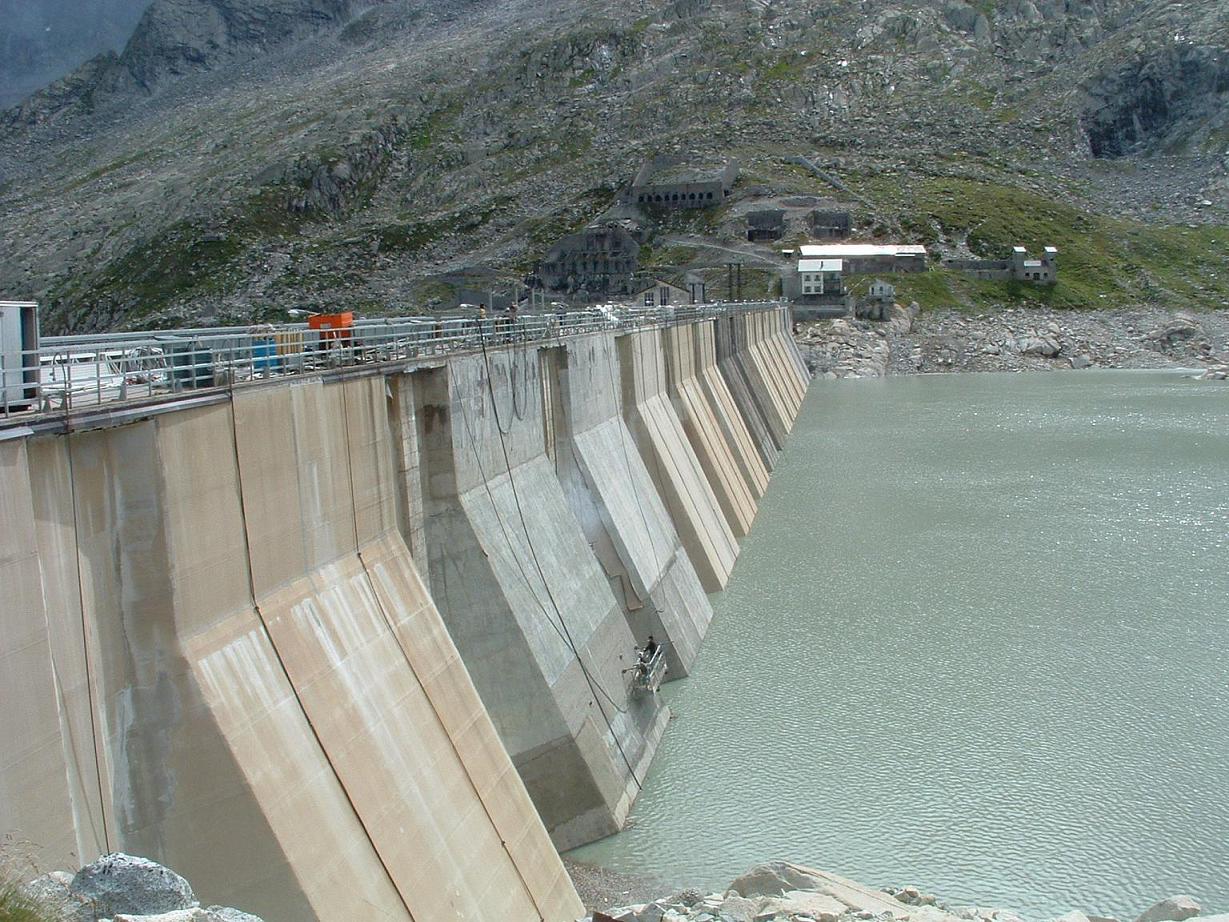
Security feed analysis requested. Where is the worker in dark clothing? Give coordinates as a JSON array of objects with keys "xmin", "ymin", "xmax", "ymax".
[{"xmin": 643, "ymin": 635, "xmax": 659, "ymax": 661}]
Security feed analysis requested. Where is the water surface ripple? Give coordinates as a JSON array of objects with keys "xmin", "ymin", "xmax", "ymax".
[{"xmin": 571, "ymin": 371, "xmax": 1229, "ymax": 919}]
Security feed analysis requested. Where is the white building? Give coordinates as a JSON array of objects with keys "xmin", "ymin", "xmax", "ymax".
[
  {"xmin": 797, "ymin": 259, "xmax": 844, "ymax": 296},
  {"xmin": 796, "ymin": 243, "xmax": 927, "ymax": 274}
]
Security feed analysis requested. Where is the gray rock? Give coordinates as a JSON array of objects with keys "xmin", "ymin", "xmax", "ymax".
[
  {"xmin": 70, "ymin": 853, "xmax": 197, "ymax": 919},
  {"xmin": 1020, "ymin": 335, "xmax": 1062, "ymax": 357},
  {"xmin": 21, "ymin": 870, "xmax": 94, "ymax": 921},
  {"xmin": 897, "ymin": 888, "xmax": 923, "ymax": 906},
  {"xmin": 1051, "ymin": 911, "xmax": 1091, "ymax": 922},
  {"xmin": 1134, "ymin": 897, "xmax": 1200, "ymax": 922},
  {"xmin": 205, "ymin": 908, "xmax": 266, "ymax": 922},
  {"xmin": 1069, "ymin": 354, "xmax": 1092, "ymax": 368},
  {"xmin": 716, "ymin": 894, "xmax": 758, "ymax": 922},
  {"xmin": 111, "ymin": 911, "xmax": 224, "ymax": 922},
  {"xmin": 1147, "ymin": 317, "xmax": 1201, "ymax": 345},
  {"xmin": 728, "ymin": 862, "xmax": 826, "ymax": 898}
]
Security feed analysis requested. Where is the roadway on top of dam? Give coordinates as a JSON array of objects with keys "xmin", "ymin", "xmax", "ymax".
[{"xmin": 0, "ymin": 302, "xmax": 786, "ymax": 433}]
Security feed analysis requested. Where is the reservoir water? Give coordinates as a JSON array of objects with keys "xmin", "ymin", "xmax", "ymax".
[{"xmin": 571, "ymin": 370, "xmax": 1229, "ymax": 919}]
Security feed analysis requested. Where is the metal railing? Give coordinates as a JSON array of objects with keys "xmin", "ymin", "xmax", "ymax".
[{"xmin": 0, "ymin": 301, "xmax": 786, "ymax": 422}]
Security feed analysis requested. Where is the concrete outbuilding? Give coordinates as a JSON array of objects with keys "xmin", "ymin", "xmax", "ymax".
[{"xmin": 632, "ymin": 156, "xmax": 739, "ymax": 210}]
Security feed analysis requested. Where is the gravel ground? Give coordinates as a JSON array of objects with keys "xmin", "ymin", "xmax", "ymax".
[
  {"xmin": 563, "ymin": 857, "xmax": 676, "ymax": 912},
  {"xmin": 795, "ymin": 306, "xmax": 1229, "ymax": 379}
]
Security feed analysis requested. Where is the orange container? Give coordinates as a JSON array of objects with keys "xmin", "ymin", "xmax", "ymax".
[
  {"xmin": 308, "ymin": 312, "xmax": 354, "ymax": 345},
  {"xmin": 307, "ymin": 312, "xmax": 354, "ymax": 331}
]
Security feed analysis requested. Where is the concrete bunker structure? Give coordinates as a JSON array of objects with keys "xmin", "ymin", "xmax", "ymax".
[
  {"xmin": 0, "ymin": 304, "xmax": 808, "ymax": 918},
  {"xmin": 631, "ymin": 156, "xmax": 739, "ymax": 210}
]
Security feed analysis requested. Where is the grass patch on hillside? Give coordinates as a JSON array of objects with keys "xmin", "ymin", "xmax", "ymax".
[
  {"xmin": 641, "ymin": 244, "xmax": 700, "ymax": 269},
  {"xmin": 409, "ymin": 102, "xmax": 462, "ymax": 152},
  {"xmin": 1, "ymin": 874, "xmax": 57, "ymax": 922},
  {"xmin": 859, "ymin": 174, "xmax": 1229, "ymax": 312},
  {"xmin": 59, "ymin": 223, "xmax": 245, "ymax": 322}
]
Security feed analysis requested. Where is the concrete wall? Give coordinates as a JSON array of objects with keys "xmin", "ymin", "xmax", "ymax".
[
  {"xmin": 662, "ymin": 323, "xmax": 758, "ymax": 537},
  {"xmin": 552, "ymin": 333, "xmax": 713, "ymax": 680},
  {"xmin": 0, "ymin": 378, "xmax": 581, "ymax": 922},
  {"xmin": 0, "ymin": 307, "xmax": 809, "ymax": 918},
  {"xmin": 618, "ymin": 327, "xmax": 739, "ymax": 592},
  {"xmin": 416, "ymin": 346, "xmax": 670, "ymax": 851}
]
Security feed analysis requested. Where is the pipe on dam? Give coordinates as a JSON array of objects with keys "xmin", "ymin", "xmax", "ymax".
[{"xmin": 0, "ymin": 306, "xmax": 807, "ymax": 919}]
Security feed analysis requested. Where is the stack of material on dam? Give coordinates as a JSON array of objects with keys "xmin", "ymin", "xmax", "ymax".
[{"xmin": 0, "ymin": 305, "xmax": 808, "ymax": 920}]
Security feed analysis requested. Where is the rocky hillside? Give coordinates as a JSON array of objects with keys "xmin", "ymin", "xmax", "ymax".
[
  {"xmin": 0, "ymin": 0, "xmax": 151, "ymax": 109},
  {"xmin": 0, "ymin": 0, "xmax": 1226, "ymax": 332}
]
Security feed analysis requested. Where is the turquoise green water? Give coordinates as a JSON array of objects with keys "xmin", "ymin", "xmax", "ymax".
[{"xmin": 572, "ymin": 370, "xmax": 1229, "ymax": 919}]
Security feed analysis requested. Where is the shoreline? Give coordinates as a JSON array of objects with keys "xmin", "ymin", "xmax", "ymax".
[
  {"xmin": 793, "ymin": 306, "xmax": 1229, "ymax": 380},
  {"xmin": 570, "ymin": 860, "xmax": 1225, "ymax": 922}
]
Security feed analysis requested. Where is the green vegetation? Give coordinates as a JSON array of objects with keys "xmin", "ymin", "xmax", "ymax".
[
  {"xmin": 0, "ymin": 875, "xmax": 55, "ymax": 922},
  {"xmin": 641, "ymin": 244, "xmax": 700, "ymax": 269},
  {"xmin": 762, "ymin": 52, "xmax": 807, "ymax": 82},
  {"xmin": 57, "ymin": 222, "xmax": 245, "ymax": 322},
  {"xmin": 860, "ymin": 174, "xmax": 1229, "ymax": 312},
  {"xmin": 376, "ymin": 199, "xmax": 508, "ymax": 255},
  {"xmin": 409, "ymin": 102, "xmax": 461, "ymax": 152},
  {"xmin": 63, "ymin": 149, "xmax": 153, "ymax": 192}
]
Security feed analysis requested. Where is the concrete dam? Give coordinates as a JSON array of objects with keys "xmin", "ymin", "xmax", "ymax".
[{"xmin": 0, "ymin": 305, "xmax": 809, "ymax": 920}]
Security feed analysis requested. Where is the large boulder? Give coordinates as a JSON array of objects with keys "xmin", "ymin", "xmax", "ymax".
[
  {"xmin": 70, "ymin": 853, "xmax": 197, "ymax": 918},
  {"xmin": 1147, "ymin": 316, "xmax": 1202, "ymax": 347},
  {"xmin": 728, "ymin": 862, "xmax": 827, "ymax": 898},
  {"xmin": 1019, "ymin": 335, "xmax": 1062, "ymax": 357},
  {"xmin": 1134, "ymin": 896, "xmax": 1201, "ymax": 922}
]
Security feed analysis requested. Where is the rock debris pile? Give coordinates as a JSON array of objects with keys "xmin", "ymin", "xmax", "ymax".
[
  {"xmin": 584, "ymin": 861, "xmax": 1226, "ymax": 922},
  {"xmin": 796, "ymin": 308, "xmax": 1229, "ymax": 378},
  {"xmin": 19, "ymin": 853, "xmax": 262, "ymax": 922}
]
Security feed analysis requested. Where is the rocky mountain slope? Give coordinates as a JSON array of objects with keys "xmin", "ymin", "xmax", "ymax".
[
  {"xmin": 0, "ymin": 0, "xmax": 151, "ymax": 108},
  {"xmin": 0, "ymin": 0, "xmax": 1226, "ymax": 332}
]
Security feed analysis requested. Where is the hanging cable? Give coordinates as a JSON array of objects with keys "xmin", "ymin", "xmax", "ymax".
[
  {"xmin": 457, "ymin": 362, "xmax": 633, "ymax": 725},
  {"xmin": 474, "ymin": 334, "xmax": 644, "ymax": 790},
  {"xmin": 62, "ymin": 414, "xmax": 113, "ymax": 854}
]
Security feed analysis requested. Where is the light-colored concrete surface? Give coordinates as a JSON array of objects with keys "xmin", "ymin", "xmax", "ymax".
[
  {"xmin": 0, "ymin": 438, "xmax": 81, "ymax": 867},
  {"xmin": 25, "ymin": 438, "xmax": 110, "ymax": 864},
  {"xmin": 417, "ymin": 346, "xmax": 669, "ymax": 851},
  {"xmin": 0, "ymin": 378, "xmax": 582, "ymax": 921},
  {"xmin": 693, "ymin": 320, "xmax": 770, "ymax": 499},
  {"xmin": 0, "ymin": 308, "xmax": 798, "ymax": 918},
  {"xmin": 618, "ymin": 327, "xmax": 739, "ymax": 592},
  {"xmin": 663, "ymin": 323, "xmax": 758, "ymax": 537},
  {"xmin": 555, "ymin": 333, "xmax": 714, "ymax": 677},
  {"xmin": 714, "ymin": 313, "xmax": 783, "ymax": 465},
  {"xmin": 233, "ymin": 377, "xmax": 578, "ymax": 920},
  {"xmin": 746, "ymin": 310, "xmax": 802, "ymax": 425},
  {"xmin": 764, "ymin": 307, "xmax": 813, "ymax": 400},
  {"xmin": 723, "ymin": 313, "xmax": 793, "ymax": 449}
]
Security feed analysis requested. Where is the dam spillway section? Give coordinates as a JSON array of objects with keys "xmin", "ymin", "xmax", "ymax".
[{"xmin": 0, "ymin": 303, "xmax": 809, "ymax": 920}]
